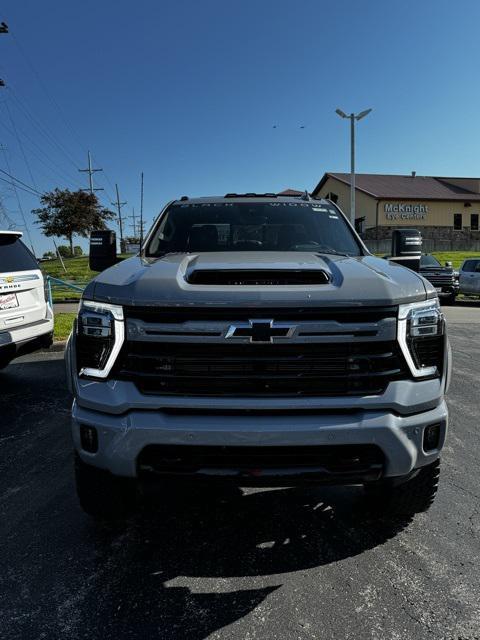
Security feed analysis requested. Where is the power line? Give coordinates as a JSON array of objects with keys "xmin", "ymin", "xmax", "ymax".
[
  {"xmin": 4, "ymin": 100, "xmax": 38, "ymax": 192},
  {"xmin": 0, "ymin": 167, "xmax": 43, "ymax": 197},
  {"xmin": 10, "ymin": 31, "xmax": 117, "ymax": 206},
  {"xmin": 0, "ymin": 108, "xmax": 80, "ymax": 187},
  {"xmin": 0, "ymin": 187, "xmax": 17, "ymax": 229},
  {"xmin": 6, "ymin": 27, "xmax": 125, "ymax": 230},
  {"xmin": 7, "ymin": 87, "xmax": 81, "ymax": 171},
  {"xmin": 0, "ymin": 175, "xmax": 39, "ymax": 197},
  {"xmin": 0, "ymin": 149, "xmax": 36, "ymax": 253},
  {"xmin": 10, "ymin": 30, "xmax": 88, "ymax": 155}
]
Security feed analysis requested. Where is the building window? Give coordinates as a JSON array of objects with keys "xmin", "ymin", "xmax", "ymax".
[
  {"xmin": 453, "ymin": 213, "xmax": 462, "ymax": 230},
  {"xmin": 471, "ymin": 213, "xmax": 479, "ymax": 231},
  {"xmin": 326, "ymin": 192, "xmax": 338, "ymax": 203}
]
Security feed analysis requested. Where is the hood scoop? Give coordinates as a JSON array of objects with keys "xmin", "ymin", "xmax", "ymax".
[{"xmin": 186, "ymin": 269, "xmax": 330, "ymax": 286}]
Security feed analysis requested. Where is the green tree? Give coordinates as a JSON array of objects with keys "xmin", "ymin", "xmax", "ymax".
[
  {"xmin": 57, "ymin": 245, "xmax": 72, "ymax": 258},
  {"xmin": 33, "ymin": 189, "xmax": 115, "ymax": 257},
  {"xmin": 73, "ymin": 245, "xmax": 83, "ymax": 257},
  {"xmin": 42, "ymin": 251, "xmax": 56, "ymax": 260}
]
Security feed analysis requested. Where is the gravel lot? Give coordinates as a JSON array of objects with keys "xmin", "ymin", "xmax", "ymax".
[{"xmin": 0, "ymin": 302, "xmax": 479, "ymax": 640}]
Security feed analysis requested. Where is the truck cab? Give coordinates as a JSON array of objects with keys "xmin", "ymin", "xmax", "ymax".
[{"xmin": 0, "ymin": 231, "xmax": 54, "ymax": 368}]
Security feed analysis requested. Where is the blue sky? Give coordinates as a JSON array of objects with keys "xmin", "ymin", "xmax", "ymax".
[{"xmin": 1, "ymin": 0, "xmax": 480, "ymax": 255}]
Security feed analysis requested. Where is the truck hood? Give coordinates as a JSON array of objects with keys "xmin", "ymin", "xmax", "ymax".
[{"xmin": 85, "ymin": 252, "xmax": 433, "ymax": 308}]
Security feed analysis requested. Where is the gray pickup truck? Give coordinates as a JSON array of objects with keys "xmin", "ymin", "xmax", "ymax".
[{"xmin": 66, "ymin": 194, "xmax": 450, "ymax": 520}]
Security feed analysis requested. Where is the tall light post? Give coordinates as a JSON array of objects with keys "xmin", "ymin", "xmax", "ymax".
[{"xmin": 335, "ymin": 108, "xmax": 372, "ymax": 226}]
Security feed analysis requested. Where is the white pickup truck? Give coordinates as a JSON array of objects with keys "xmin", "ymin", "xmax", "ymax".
[{"xmin": 0, "ymin": 230, "xmax": 54, "ymax": 368}]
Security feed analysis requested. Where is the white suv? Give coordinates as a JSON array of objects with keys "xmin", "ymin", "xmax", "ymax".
[{"xmin": 0, "ymin": 231, "xmax": 54, "ymax": 368}]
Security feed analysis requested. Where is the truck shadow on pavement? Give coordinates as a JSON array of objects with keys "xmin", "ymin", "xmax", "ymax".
[
  {"xmin": 77, "ymin": 487, "xmax": 411, "ymax": 639},
  {"xmin": 0, "ymin": 357, "xmax": 411, "ymax": 640}
]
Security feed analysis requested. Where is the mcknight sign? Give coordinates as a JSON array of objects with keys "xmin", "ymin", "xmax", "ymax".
[{"xmin": 384, "ymin": 203, "xmax": 428, "ymax": 220}]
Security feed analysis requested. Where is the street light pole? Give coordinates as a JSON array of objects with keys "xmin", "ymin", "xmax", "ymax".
[{"xmin": 335, "ymin": 108, "xmax": 372, "ymax": 227}]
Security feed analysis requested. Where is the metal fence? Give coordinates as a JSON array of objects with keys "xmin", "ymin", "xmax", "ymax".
[
  {"xmin": 46, "ymin": 276, "xmax": 86, "ymax": 307},
  {"xmin": 365, "ymin": 238, "xmax": 480, "ymax": 255}
]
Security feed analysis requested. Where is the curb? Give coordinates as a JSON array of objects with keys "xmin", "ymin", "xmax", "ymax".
[{"xmin": 42, "ymin": 340, "xmax": 67, "ymax": 353}]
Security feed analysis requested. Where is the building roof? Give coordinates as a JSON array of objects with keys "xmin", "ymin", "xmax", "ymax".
[
  {"xmin": 277, "ymin": 188, "xmax": 304, "ymax": 196},
  {"xmin": 312, "ymin": 173, "xmax": 480, "ymax": 201}
]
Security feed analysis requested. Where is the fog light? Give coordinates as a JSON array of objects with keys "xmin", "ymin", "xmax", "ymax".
[
  {"xmin": 423, "ymin": 423, "xmax": 440, "ymax": 452},
  {"xmin": 80, "ymin": 425, "xmax": 98, "ymax": 453}
]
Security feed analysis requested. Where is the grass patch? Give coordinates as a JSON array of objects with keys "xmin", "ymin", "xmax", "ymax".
[
  {"xmin": 41, "ymin": 255, "xmax": 132, "ymax": 301},
  {"xmin": 431, "ymin": 251, "xmax": 480, "ymax": 270},
  {"xmin": 41, "ymin": 256, "xmax": 98, "ymax": 282},
  {"xmin": 54, "ymin": 313, "xmax": 76, "ymax": 340},
  {"xmin": 375, "ymin": 250, "xmax": 479, "ymax": 270}
]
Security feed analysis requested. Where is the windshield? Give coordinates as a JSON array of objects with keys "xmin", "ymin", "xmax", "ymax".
[
  {"xmin": 146, "ymin": 201, "xmax": 362, "ymax": 257},
  {"xmin": 0, "ymin": 235, "xmax": 38, "ymax": 272},
  {"xmin": 420, "ymin": 255, "xmax": 441, "ymax": 268}
]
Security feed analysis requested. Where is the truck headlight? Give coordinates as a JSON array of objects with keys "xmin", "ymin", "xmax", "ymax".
[
  {"xmin": 398, "ymin": 300, "xmax": 445, "ymax": 378},
  {"xmin": 76, "ymin": 300, "xmax": 124, "ymax": 378}
]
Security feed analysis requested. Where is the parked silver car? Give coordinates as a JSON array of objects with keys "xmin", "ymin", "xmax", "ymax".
[{"xmin": 458, "ymin": 257, "xmax": 480, "ymax": 295}]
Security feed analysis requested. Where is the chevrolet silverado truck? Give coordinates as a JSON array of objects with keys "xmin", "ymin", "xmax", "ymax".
[
  {"xmin": 419, "ymin": 254, "xmax": 459, "ymax": 305},
  {"xmin": 65, "ymin": 194, "xmax": 450, "ymax": 520}
]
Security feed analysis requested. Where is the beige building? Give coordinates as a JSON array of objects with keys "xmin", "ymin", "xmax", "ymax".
[{"xmin": 312, "ymin": 173, "xmax": 480, "ymax": 248}]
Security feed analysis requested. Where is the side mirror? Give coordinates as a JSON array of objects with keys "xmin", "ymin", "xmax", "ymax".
[
  {"xmin": 445, "ymin": 261, "xmax": 452, "ymax": 268},
  {"xmin": 89, "ymin": 230, "xmax": 118, "ymax": 272}
]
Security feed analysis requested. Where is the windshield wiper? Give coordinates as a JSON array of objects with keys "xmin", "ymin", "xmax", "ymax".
[
  {"xmin": 153, "ymin": 251, "xmax": 186, "ymax": 258},
  {"xmin": 315, "ymin": 249, "xmax": 351, "ymax": 257}
]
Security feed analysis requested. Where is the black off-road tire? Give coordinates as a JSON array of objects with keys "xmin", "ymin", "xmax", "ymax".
[
  {"xmin": 75, "ymin": 453, "xmax": 137, "ymax": 519},
  {"xmin": 365, "ymin": 459, "xmax": 440, "ymax": 518}
]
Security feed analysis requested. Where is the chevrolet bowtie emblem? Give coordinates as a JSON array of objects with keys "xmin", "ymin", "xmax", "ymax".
[
  {"xmin": 5, "ymin": 275, "xmax": 13, "ymax": 283},
  {"xmin": 225, "ymin": 319, "xmax": 295, "ymax": 343}
]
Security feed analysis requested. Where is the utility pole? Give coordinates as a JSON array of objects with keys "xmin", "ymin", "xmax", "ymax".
[
  {"xmin": 79, "ymin": 151, "xmax": 103, "ymax": 195},
  {"xmin": 129, "ymin": 207, "xmax": 137, "ymax": 237},
  {"xmin": 113, "ymin": 183, "xmax": 126, "ymax": 249},
  {"xmin": 140, "ymin": 172, "xmax": 144, "ymax": 249}
]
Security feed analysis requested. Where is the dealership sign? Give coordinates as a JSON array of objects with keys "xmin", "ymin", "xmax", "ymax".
[{"xmin": 384, "ymin": 203, "xmax": 428, "ymax": 220}]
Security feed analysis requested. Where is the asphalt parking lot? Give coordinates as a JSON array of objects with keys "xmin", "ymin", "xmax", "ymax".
[{"xmin": 1, "ymin": 303, "xmax": 479, "ymax": 640}]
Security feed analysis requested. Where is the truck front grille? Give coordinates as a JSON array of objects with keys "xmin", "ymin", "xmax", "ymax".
[
  {"xmin": 115, "ymin": 341, "xmax": 408, "ymax": 397},
  {"xmin": 421, "ymin": 274, "xmax": 455, "ymax": 286}
]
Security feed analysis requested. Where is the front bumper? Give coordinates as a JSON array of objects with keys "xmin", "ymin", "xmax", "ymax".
[
  {"xmin": 72, "ymin": 399, "xmax": 448, "ymax": 482},
  {"xmin": 435, "ymin": 283, "xmax": 459, "ymax": 296}
]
